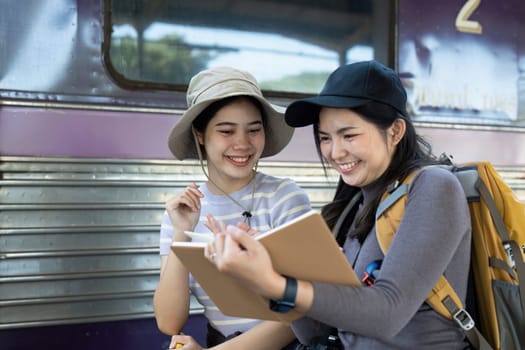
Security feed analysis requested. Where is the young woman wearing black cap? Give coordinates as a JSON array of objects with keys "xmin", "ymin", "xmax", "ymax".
[{"xmin": 203, "ymin": 60, "xmax": 472, "ymax": 349}]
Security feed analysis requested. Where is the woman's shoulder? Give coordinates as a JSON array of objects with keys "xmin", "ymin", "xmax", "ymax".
[
  {"xmin": 256, "ymin": 172, "xmax": 301, "ymax": 189},
  {"xmin": 417, "ymin": 165, "xmax": 456, "ymax": 179},
  {"xmin": 412, "ymin": 165, "xmax": 463, "ymax": 193},
  {"xmin": 418, "ymin": 164, "xmax": 454, "ymax": 175},
  {"xmin": 256, "ymin": 172, "xmax": 310, "ymax": 207}
]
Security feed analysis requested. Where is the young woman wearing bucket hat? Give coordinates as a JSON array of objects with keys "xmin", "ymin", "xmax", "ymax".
[
  {"xmin": 202, "ymin": 60, "xmax": 472, "ymax": 349},
  {"xmin": 153, "ymin": 66, "xmax": 311, "ymax": 349}
]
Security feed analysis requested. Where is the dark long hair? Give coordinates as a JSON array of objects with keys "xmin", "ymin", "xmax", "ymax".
[{"xmin": 317, "ymin": 102, "xmax": 446, "ymax": 243}]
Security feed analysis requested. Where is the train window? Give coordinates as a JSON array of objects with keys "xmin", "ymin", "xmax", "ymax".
[{"xmin": 106, "ymin": 0, "xmax": 393, "ymax": 94}]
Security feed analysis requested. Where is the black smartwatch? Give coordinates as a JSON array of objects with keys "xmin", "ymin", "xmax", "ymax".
[{"xmin": 269, "ymin": 275, "xmax": 297, "ymax": 313}]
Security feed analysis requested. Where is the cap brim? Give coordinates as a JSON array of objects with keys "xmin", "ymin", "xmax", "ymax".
[{"xmin": 285, "ymin": 95, "xmax": 371, "ymax": 127}]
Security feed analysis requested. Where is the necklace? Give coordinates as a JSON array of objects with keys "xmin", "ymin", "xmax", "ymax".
[
  {"xmin": 206, "ymin": 170, "xmax": 257, "ymax": 226},
  {"xmin": 199, "ymin": 161, "xmax": 257, "ymax": 226}
]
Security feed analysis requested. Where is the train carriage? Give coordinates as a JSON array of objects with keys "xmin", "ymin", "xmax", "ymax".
[{"xmin": 1, "ymin": 1, "xmax": 524, "ymax": 349}]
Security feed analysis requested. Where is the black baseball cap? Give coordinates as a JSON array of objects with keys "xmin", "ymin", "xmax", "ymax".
[{"xmin": 285, "ymin": 60, "xmax": 408, "ymax": 127}]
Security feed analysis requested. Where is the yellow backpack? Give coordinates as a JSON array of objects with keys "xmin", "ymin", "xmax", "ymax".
[{"xmin": 375, "ymin": 161, "xmax": 525, "ymax": 350}]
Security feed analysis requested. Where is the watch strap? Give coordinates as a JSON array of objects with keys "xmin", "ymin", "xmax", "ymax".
[{"xmin": 269, "ymin": 275, "xmax": 297, "ymax": 313}]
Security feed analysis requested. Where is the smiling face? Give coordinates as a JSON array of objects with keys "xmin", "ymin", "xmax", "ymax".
[
  {"xmin": 318, "ymin": 107, "xmax": 404, "ymax": 188},
  {"xmin": 196, "ymin": 97, "xmax": 265, "ymax": 192}
]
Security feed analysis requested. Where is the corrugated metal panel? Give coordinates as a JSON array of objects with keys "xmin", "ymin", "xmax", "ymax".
[
  {"xmin": 3, "ymin": 156, "xmax": 522, "ymax": 330},
  {"xmin": 0, "ymin": 156, "xmax": 337, "ymax": 329}
]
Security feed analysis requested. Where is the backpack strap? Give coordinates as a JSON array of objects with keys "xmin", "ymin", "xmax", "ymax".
[
  {"xmin": 375, "ymin": 169, "xmax": 422, "ymax": 252},
  {"xmin": 441, "ymin": 295, "xmax": 493, "ymax": 350},
  {"xmin": 375, "ymin": 166, "xmax": 493, "ymax": 350},
  {"xmin": 333, "ymin": 191, "xmax": 363, "ymax": 244},
  {"xmin": 375, "ymin": 169, "xmax": 464, "ymax": 317}
]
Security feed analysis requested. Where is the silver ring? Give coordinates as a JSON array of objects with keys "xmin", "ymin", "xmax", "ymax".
[{"xmin": 210, "ymin": 252, "xmax": 217, "ymax": 260}]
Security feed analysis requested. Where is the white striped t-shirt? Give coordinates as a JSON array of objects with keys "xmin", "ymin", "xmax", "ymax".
[{"xmin": 159, "ymin": 172, "xmax": 311, "ymax": 337}]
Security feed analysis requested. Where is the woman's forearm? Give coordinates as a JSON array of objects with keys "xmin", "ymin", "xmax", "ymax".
[
  {"xmin": 258, "ymin": 272, "xmax": 314, "ymax": 314},
  {"xmin": 153, "ymin": 251, "xmax": 191, "ymax": 335}
]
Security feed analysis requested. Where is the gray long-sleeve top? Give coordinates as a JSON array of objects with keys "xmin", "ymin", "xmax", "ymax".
[{"xmin": 291, "ymin": 166, "xmax": 472, "ymax": 349}]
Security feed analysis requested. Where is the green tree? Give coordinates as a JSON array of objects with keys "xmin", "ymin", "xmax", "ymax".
[{"xmin": 110, "ymin": 34, "xmax": 214, "ymax": 84}]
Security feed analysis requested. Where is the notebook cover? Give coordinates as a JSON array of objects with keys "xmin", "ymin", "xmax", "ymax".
[{"xmin": 171, "ymin": 210, "xmax": 360, "ymax": 322}]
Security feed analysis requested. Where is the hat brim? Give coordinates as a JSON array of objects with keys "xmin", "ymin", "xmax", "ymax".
[
  {"xmin": 285, "ymin": 95, "xmax": 371, "ymax": 127},
  {"xmin": 168, "ymin": 92, "xmax": 292, "ymax": 160}
]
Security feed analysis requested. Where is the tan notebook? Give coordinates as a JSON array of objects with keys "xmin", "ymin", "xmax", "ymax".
[{"xmin": 171, "ymin": 210, "xmax": 360, "ymax": 322}]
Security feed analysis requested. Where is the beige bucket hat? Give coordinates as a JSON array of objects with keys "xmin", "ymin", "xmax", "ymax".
[{"xmin": 167, "ymin": 66, "xmax": 293, "ymax": 160}]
